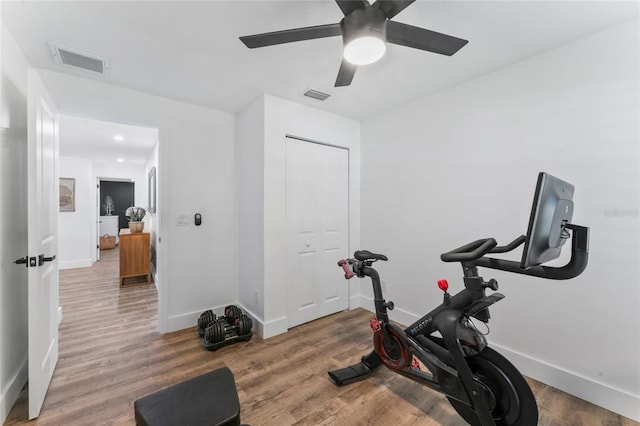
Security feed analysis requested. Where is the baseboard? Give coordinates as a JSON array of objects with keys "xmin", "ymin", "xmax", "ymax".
[
  {"xmin": 349, "ymin": 294, "xmax": 362, "ymax": 310},
  {"xmin": 58, "ymin": 258, "xmax": 93, "ymax": 270},
  {"xmin": 235, "ymin": 305, "xmax": 263, "ymax": 338},
  {"xmin": 167, "ymin": 304, "xmax": 288, "ymax": 340},
  {"xmin": 492, "ymin": 343, "xmax": 640, "ymax": 422},
  {"xmin": 167, "ymin": 305, "xmax": 248, "ymax": 334},
  {"xmin": 356, "ymin": 295, "xmax": 640, "ymax": 422},
  {"xmin": 260, "ymin": 316, "xmax": 288, "ymax": 339},
  {"xmin": 0, "ymin": 356, "xmax": 28, "ymax": 424},
  {"xmin": 167, "ymin": 309, "xmax": 203, "ymax": 333},
  {"xmin": 237, "ymin": 305, "xmax": 287, "ymax": 339}
]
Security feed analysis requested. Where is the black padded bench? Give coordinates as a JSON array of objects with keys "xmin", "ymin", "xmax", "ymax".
[{"xmin": 134, "ymin": 367, "xmax": 245, "ymax": 426}]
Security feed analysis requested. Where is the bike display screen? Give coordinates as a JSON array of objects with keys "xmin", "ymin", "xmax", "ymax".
[{"xmin": 521, "ymin": 172, "xmax": 575, "ymax": 269}]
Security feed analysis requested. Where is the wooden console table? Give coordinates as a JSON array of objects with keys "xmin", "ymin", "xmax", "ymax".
[{"xmin": 119, "ymin": 229, "xmax": 151, "ymax": 287}]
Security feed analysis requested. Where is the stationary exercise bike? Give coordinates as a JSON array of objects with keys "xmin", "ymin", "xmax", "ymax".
[{"xmin": 328, "ymin": 173, "xmax": 589, "ymax": 426}]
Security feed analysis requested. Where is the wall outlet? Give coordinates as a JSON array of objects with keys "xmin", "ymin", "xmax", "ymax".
[
  {"xmin": 255, "ymin": 289, "xmax": 260, "ymax": 305},
  {"xmin": 176, "ymin": 214, "xmax": 189, "ymax": 226},
  {"xmin": 381, "ymin": 280, "xmax": 387, "ymax": 292}
]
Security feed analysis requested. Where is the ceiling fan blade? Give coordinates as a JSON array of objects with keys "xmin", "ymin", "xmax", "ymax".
[
  {"xmin": 335, "ymin": 59, "xmax": 357, "ymax": 87},
  {"xmin": 373, "ymin": 0, "xmax": 415, "ymax": 19},
  {"xmin": 240, "ymin": 23, "xmax": 342, "ymax": 48},
  {"xmin": 386, "ymin": 21, "xmax": 468, "ymax": 56},
  {"xmin": 335, "ymin": 0, "xmax": 369, "ymax": 16}
]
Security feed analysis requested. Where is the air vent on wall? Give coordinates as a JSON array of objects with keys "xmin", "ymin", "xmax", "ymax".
[
  {"xmin": 49, "ymin": 42, "xmax": 110, "ymax": 75},
  {"xmin": 303, "ymin": 88, "xmax": 331, "ymax": 101}
]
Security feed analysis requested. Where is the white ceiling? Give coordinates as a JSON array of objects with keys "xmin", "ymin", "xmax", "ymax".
[
  {"xmin": 59, "ymin": 115, "xmax": 158, "ymax": 167},
  {"xmin": 2, "ymin": 1, "xmax": 638, "ymax": 160}
]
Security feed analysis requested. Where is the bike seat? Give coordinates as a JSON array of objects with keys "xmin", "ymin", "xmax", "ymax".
[{"xmin": 354, "ymin": 250, "xmax": 388, "ymax": 262}]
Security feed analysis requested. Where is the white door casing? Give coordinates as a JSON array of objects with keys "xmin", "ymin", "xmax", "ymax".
[
  {"xmin": 286, "ymin": 138, "xmax": 349, "ymax": 328},
  {"xmin": 96, "ymin": 178, "xmax": 100, "ymax": 261},
  {"xmin": 27, "ymin": 69, "xmax": 59, "ymax": 419}
]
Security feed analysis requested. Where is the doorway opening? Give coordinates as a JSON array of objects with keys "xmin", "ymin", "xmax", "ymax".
[
  {"xmin": 100, "ymin": 180, "xmax": 135, "ymax": 230},
  {"xmin": 98, "ymin": 179, "xmax": 134, "ymax": 257},
  {"xmin": 58, "ymin": 114, "xmax": 160, "ymax": 322}
]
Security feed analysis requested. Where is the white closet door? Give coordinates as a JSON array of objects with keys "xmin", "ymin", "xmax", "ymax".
[{"xmin": 285, "ymin": 138, "xmax": 349, "ymax": 328}]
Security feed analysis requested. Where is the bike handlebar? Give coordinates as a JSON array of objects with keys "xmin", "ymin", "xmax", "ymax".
[
  {"xmin": 440, "ymin": 235, "xmax": 527, "ymax": 263},
  {"xmin": 488, "ymin": 235, "xmax": 526, "ymax": 254},
  {"xmin": 339, "ymin": 226, "xmax": 587, "ymax": 282},
  {"xmin": 338, "ymin": 259, "xmax": 354, "ymax": 279},
  {"xmin": 440, "ymin": 238, "xmax": 497, "ymax": 262}
]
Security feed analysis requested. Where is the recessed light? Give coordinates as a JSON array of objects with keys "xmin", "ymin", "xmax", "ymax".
[
  {"xmin": 114, "ymin": 135, "xmax": 124, "ymax": 141},
  {"xmin": 116, "ymin": 158, "xmax": 125, "ymax": 163}
]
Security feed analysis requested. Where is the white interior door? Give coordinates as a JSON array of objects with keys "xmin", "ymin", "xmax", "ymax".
[
  {"xmin": 286, "ymin": 138, "xmax": 349, "ymax": 328},
  {"xmin": 27, "ymin": 70, "xmax": 59, "ymax": 419}
]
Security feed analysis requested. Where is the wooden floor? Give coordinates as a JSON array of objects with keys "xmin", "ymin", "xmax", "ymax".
[{"xmin": 5, "ymin": 248, "xmax": 637, "ymax": 425}]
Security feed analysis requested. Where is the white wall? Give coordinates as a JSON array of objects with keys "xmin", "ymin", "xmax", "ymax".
[
  {"xmin": 236, "ymin": 96, "xmax": 265, "ymax": 321},
  {"xmin": 0, "ymin": 22, "xmax": 29, "ymax": 424},
  {"xmin": 361, "ymin": 20, "xmax": 639, "ymax": 421},
  {"xmin": 236, "ymin": 94, "xmax": 361, "ymax": 337},
  {"xmin": 37, "ymin": 70, "xmax": 237, "ymax": 334},
  {"xmin": 58, "ymin": 156, "xmax": 94, "ymax": 269},
  {"xmin": 57, "ymin": 155, "xmax": 150, "ymax": 270}
]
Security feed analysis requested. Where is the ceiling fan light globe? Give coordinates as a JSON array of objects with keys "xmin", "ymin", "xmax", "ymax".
[{"xmin": 344, "ymin": 36, "xmax": 386, "ymax": 65}]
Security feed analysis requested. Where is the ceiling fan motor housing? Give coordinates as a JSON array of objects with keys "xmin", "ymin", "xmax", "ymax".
[{"xmin": 340, "ymin": 6, "xmax": 387, "ymax": 46}]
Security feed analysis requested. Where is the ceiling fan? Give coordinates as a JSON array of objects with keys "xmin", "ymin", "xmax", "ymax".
[{"xmin": 239, "ymin": 0, "xmax": 468, "ymax": 87}]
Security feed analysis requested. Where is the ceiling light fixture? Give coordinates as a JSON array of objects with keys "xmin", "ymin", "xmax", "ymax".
[
  {"xmin": 114, "ymin": 135, "xmax": 124, "ymax": 141},
  {"xmin": 116, "ymin": 158, "xmax": 125, "ymax": 163},
  {"xmin": 341, "ymin": 7, "xmax": 387, "ymax": 66},
  {"xmin": 344, "ymin": 36, "xmax": 386, "ymax": 65}
]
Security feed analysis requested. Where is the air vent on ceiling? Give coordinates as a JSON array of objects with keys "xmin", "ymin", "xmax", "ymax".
[
  {"xmin": 303, "ymin": 88, "xmax": 331, "ymax": 101},
  {"xmin": 49, "ymin": 43, "xmax": 110, "ymax": 75}
]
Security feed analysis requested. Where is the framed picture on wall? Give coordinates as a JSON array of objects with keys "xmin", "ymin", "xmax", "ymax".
[
  {"xmin": 59, "ymin": 177, "xmax": 75, "ymax": 212},
  {"xmin": 148, "ymin": 167, "xmax": 156, "ymax": 214}
]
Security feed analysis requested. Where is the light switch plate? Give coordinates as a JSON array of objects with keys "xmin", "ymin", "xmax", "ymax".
[{"xmin": 176, "ymin": 214, "xmax": 189, "ymax": 226}]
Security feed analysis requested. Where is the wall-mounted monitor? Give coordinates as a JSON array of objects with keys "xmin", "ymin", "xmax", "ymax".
[{"xmin": 521, "ymin": 172, "xmax": 575, "ymax": 269}]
